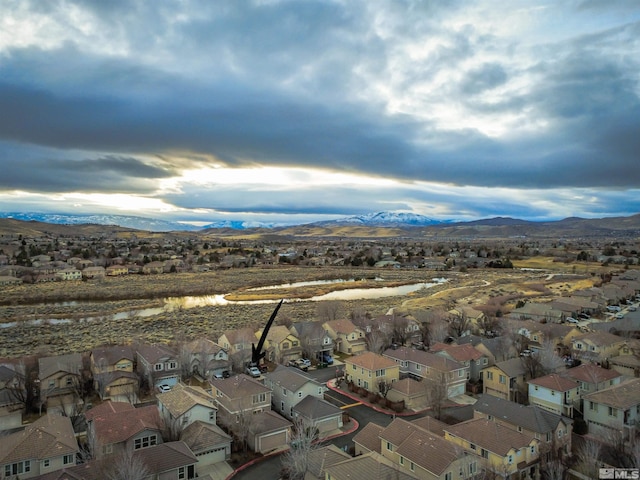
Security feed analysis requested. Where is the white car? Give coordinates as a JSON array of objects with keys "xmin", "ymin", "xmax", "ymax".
[
  {"xmin": 566, "ymin": 317, "xmax": 579, "ymax": 324},
  {"xmin": 246, "ymin": 366, "xmax": 261, "ymax": 378},
  {"xmin": 157, "ymin": 384, "xmax": 171, "ymax": 393}
]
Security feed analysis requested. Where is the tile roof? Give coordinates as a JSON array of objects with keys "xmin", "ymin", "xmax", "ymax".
[
  {"xmin": 493, "ymin": 358, "xmax": 526, "ymax": 378},
  {"xmin": 87, "ymin": 402, "xmax": 163, "ymax": 445},
  {"xmin": 38, "ymin": 353, "xmax": 83, "ymax": 380},
  {"xmin": 353, "ymin": 422, "xmax": 384, "ymax": 453},
  {"xmin": 184, "ymin": 337, "xmax": 225, "ymax": 354},
  {"xmin": 573, "ymin": 331, "xmax": 625, "ymax": 347},
  {"xmin": 325, "ymin": 451, "xmax": 418, "ymax": 480},
  {"xmin": 266, "ymin": 364, "xmax": 321, "ymax": 391},
  {"xmin": 444, "ymin": 418, "xmax": 535, "ymax": 456},
  {"xmin": 251, "ymin": 410, "xmax": 292, "ymax": 435},
  {"xmin": 582, "ymin": 378, "xmax": 640, "ymax": 409},
  {"xmin": 0, "ymin": 414, "xmax": 78, "ymax": 464},
  {"xmin": 563, "ymin": 363, "xmax": 622, "ymax": 384},
  {"xmin": 306, "ymin": 444, "xmax": 351, "ymax": 478},
  {"xmin": 410, "ymin": 416, "xmax": 449, "ymax": 437},
  {"xmin": 180, "ymin": 420, "xmax": 231, "ymax": 452},
  {"xmin": 90, "ymin": 345, "xmax": 134, "ymax": 366},
  {"xmin": 210, "ymin": 374, "xmax": 271, "ymax": 399},
  {"xmin": 293, "ymin": 395, "xmax": 341, "ymax": 420},
  {"xmin": 134, "ymin": 441, "xmax": 197, "ymax": 474},
  {"xmin": 219, "ymin": 327, "xmax": 256, "ymax": 345},
  {"xmin": 432, "ymin": 343, "xmax": 484, "ymax": 362},
  {"xmin": 347, "ymin": 351, "xmax": 398, "ymax": 371},
  {"xmin": 383, "ymin": 346, "xmax": 465, "ymax": 372},
  {"xmin": 324, "ymin": 319, "xmax": 360, "ymax": 335},
  {"xmin": 157, "ymin": 383, "xmax": 217, "ymax": 418},
  {"xmin": 474, "ymin": 394, "xmax": 570, "ymax": 434},
  {"xmin": 395, "ymin": 425, "xmax": 461, "ymax": 476},
  {"xmin": 136, "ymin": 344, "xmax": 177, "ymax": 364},
  {"xmin": 528, "ymin": 373, "xmax": 579, "ymax": 392}
]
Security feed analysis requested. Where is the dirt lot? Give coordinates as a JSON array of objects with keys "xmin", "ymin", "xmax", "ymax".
[{"xmin": 0, "ymin": 261, "xmax": 618, "ymax": 359}]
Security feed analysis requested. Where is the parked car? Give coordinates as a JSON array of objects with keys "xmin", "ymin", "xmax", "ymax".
[
  {"xmin": 578, "ymin": 313, "xmax": 590, "ymax": 320},
  {"xmin": 214, "ymin": 370, "xmax": 231, "ymax": 379},
  {"xmin": 321, "ymin": 353, "xmax": 334, "ymax": 364},
  {"xmin": 566, "ymin": 317, "xmax": 579, "ymax": 324},
  {"xmin": 288, "ymin": 359, "xmax": 308, "ymax": 371},
  {"xmin": 157, "ymin": 383, "xmax": 172, "ymax": 393},
  {"xmin": 520, "ymin": 349, "xmax": 532, "ymax": 357},
  {"xmin": 299, "ymin": 358, "xmax": 311, "ymax": 368},
  {"xmin": 615, "ymin": 313, "xmax": 625, "ymax": 319},
  {"xmin": 246, "ymin": 365, "xmax": 261, "ymax": 378},
  {"xmin": 629, "ymin": 305, "xmax": 637, "ymax": 311}
]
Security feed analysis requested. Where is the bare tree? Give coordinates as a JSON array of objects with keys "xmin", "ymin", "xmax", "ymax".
[
  {"xmin": 540, "ymin": 459, "xmax": 566, "ymax": 480},
  {"xmin": 280, "ymin": 417, "xmax": 321, "ymax": 480},
  {"xmin": 448, "ymin": 312, "xmax": 470, "ymax": 339},
  {"xmin": 5, "ymin": 360, "xmax": 37, "ymax": 414},
  {"xmin": 316, "ymin": 301, "xmax": 343, "ymax": 322},
  {"xmin": 575, "ymin": 437, "xmax": 602, "ymax": 480},
  {"xmin": 538, "ymin": 340, "xmax": 565, "ymax": 374},
  {"xmin": 105, "ymin": 449, "xmax": 152, "ymax": 480},
  {"xmin": 390, "ymin": 314, "xmax": 409, "ymax": 346},
  {"xmin": 366, "ymin": 329, "xmax": 389, "ymax": 355},
  {"xmin": 424, "ymin": 372, "xmax": 448, "ymax": 420}
]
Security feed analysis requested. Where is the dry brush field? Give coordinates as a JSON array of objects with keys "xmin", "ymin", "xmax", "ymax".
[{"xmin": 0, "ymin": 261, "xmax": 611, "ymax": 359}]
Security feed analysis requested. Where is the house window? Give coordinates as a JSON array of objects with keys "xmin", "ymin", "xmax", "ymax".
[
  {"xmin": 168, "ymin": 361, "xmax": 177, "ymax": 369},
  {"xmin": 483, "ymin": 358, "xmax": 488, "ymax": 365},
  {"xmin": 558, "ymin": 429, "xmax": 563, "ymax": 438},
  {"xmin": 546, "ymin": 432, "xmax": 552, "ymax": 442},
  {"xmin": 298, "ymin": 391, "xmax": 303, "ymax": 398},
  {"xmin": 178, "ymin": 466, "xmax": 186, "ymax": 479},
  {"xmin": 459, "ymin": 370, "xmax": 464, "ymax": 377},
  {"xmin": 42, "ymin": 459, "xmax": 50, "ymax": 468},
  {"xmin": 364, "ymin": 381, "xmax": 369, "ymax": 389},
  {"xmin": 410, "ymin": 462, "xmax": 415, "ymax": 472},
  {"xmin": 470, "ymin": 443, "xmax": 477, "ymax": 451},
  {"xmin": 352, "ymin": 364, "xmax": 356, "ymax": 371},
  {"xmin": 576, "ymin": 343, "xmax": 583, "ymax": 350},
  {"xmin": 283, "ymin": 342, "xmax": 290, "ymax": 350},
  {"xmin": 66, "ymin": 376, "xmax": 73, "ymax": 386},
  {"xmin": 499, "ymin": 375, "xmax": 506, "ymax": 384},
  {"xmin": 469, "ymin": 462, "xmax": 477, "ymax": 474},
  {"xmin": 417, "ymin": 365, "xmax": 421, "ymax": 370},
  {"xmin": 531, "ymin": 445, "xmax": 535, "ymax": 454},
  {"xmin": 63, "ymin": 454, "xmax": 74, "ymax": 465},
  {"xmin": 154, "ymin": 363, "xmax": 163, "ymax": 371},
  {"xmin": 375, "ymin": 369, "xmax": 386, "ymax": 377},
  {"xmin": 551, "ymin": 390, "xmax": 555, "ymax": 396},
  {"xmin": 102, "ymin": 444, "xmax": 113, "ymax": 455},
  {"xmin": 487, "ymin": 371, "xmax": 493, "ymax": 380},
  {"xmin": 49, "ymin": 379, "xmax": 55, "ymax": 388},
  {"xmin": 282, "ymin": 387, "xmax": 287, "ymax": 396},
  {"xmin": 292, "ymin": 341, "xmax": 299, "ymax": 347},
  {"xmin": 609, "ymin": 406, "xmax": 618, "ymax": 417},
  {"xmin": 508, "ymin": 454, "xmax": 513, "ymax": 464},
  {"xmin": 400, "ymin": 456, "xmax": 404, "ymax": 465},
  {"xmin": 134, "ymin": 434, "xmax": 157, "ymax": 450},
  {"xmin": 444, "ymin": 473, "xmax": 451, "ymax": 480},
  {"xmin": 534, "ymin": 385, "xmax": 539, "ymax": 391},
  {"xmin": 5, "ymin": 461, "xmax": 31, "ymax": 476},
  {"xmin": 386, "ymin": 441, "xmax": 392, "ymax": 451},
  {"xmin": 209, "ymin": 411, "xmax": 215, "ymax": 421},
  {"xmin": 481, "ymin": 448, "xmax": 489, "ymax": 459},
  {"xmin": 253, "ymin": 393, "xmax": 267, "ymax": 403},
  {"xmin": 517, "ymin": 426, "xmax": 523, "ymax": 432}
]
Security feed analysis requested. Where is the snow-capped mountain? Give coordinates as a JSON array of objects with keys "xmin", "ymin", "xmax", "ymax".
[
  {"xmin": 0, "ymin": 212, "xmax": 201, "ymax": 232},
  {"xmin": 310, "ymin": 212, "xmax": 443, "ymax": 227}
]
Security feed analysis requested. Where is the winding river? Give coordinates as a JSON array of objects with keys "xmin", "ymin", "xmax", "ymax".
[{"xmin": 1, "ymin": 277, "xmax": 447, "ymax": 328}]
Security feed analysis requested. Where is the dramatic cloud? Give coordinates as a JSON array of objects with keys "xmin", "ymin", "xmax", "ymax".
[{"xmin": 0, "ymin": 0, "xmax": 638, "ymax": 224}]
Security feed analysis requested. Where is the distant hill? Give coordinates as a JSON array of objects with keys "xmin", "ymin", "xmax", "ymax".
[{"xmin": 0, "ymin": 211, "xmax": 639, "ymax": 239}]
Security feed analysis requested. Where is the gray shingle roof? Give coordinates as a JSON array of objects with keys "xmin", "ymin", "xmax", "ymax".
[{"xmin": 293, "ymin": 395, "xmax": 341, "ymax": 420}]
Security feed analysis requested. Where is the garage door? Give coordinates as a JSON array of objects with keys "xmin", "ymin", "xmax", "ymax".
[
  {"xmin": 315, "ymin": 416, "xmax": 340, "ymax": 434},
  {"xmin": 259, "ymin": 430, "xmax": 288, "ymax": 453},
  {"xmin": 196, "ymin": 446, "xmax": 228, "ymax": 467}
]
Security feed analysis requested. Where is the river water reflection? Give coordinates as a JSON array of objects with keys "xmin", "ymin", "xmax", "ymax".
[{"xmin": 2, "ymin": 277, "xmax": 447, "ymax": 328}]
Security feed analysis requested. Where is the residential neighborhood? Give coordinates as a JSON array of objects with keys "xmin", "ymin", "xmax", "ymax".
[{"xmin": 1, "ymin": 230, "xmax": 640, "ymax": 479}]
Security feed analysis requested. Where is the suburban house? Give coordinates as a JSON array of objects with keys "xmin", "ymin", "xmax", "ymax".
[
  {"xmin": 353, "ymin": 422, "xmax": 386, "ymax": 456},
  {"xmin": 180, "ymin": 420, "xmax": 232, "ymax": 475},
  {"xmin": 482, "ymin": 357, "xmax": 527, "ymax": 403},
  {"xmin": 289, "ymin": 321, "xmax": 334, "ymax": 362},
  {"xmin": 85, "ymin": 401, "xmax": 164, "ymax": 459},
  {"xmin": 448, "ymin": 305, "xmax": 487, "ymax": 333},
  {"xmin": 431, "ymin": 342, "xmax": 489, "ymax": 382},
  {"xmin": 563, "ymin": 363, "xmax": 622, "ymax": 412},
  {"xmin": 610, "ymin": 354, "xmax": 640, "ymax": 378},
  {"xmin": 90, "ymin": 345, "xmax": 139, "ymax": 403},
  {"xmin": 292, "ymin": 395, "xmax": 343, "ymax": 435},
  {"xmin": 265, "ymin": 365, "xmax": 326, "ymax": 419},
  {"xmin": 217, "ymin": 327, "xmax": 257, "ymax": 368},
  {"xmin": 248, "ymin": 410, "xmax": 293, "ymax": 454},
  {"xmin": 345, "ymin": 351, "xmax": 400, "ymax": 395},
  {"xmin": 157, "ymin": 383, "xmax": 218, "ymax": 432},
  {"xmin": 38, "ymin": 353, "xmax": 84, "ymax": 415},
  {"xmin": 571, "ymin": 331, "xmax": 626, "ymax": 363},
  {"xmin": 301, "ymin": 445, "xmax": 351, "ymax": 480},
  {"xmin": 383, "ymin": 346, "xmax": 468, "ymax": 398},
  {"xmin": 130, "ymin": 441, "xmax": 198, "ymax": 480},
  {"xmin": 582, "ymin": 377, "xmax": 640, "ymax": 441},
  {"xmin": 385, "ymin": 377, "xmax": 429, "ymax": 411},
  {"xmin": 0, "ymin": 414, "xmax": 78, "ymax": 479},
  {"xmin": 209, "ymin": 374, "xmax": 272, "ymax": 426},
  {"xmin": 181, "ymin": 338, "xmax": 230, "ymax": 380},
  {"xmin": 527, "ymin": 373, "xmax": 580, "ymax": 418},
  {"xmin": 255, "ymin": 325, "xmax": 303, "ymax": 364},
  {"xmin": 323, "ymin": 319, "xmax": 367, "ymax": 355},
  {"xmin": 444, "ymin": 418, "xmax": 541, "ymax": 480},
  {"xmin": 136, "ymin": 343, "xmax": 181, "ymax": 390},
  {"xmin": 324, "ymin": 451, "xmax": 418, "ymax": 480},
  {"xmin": 359, "ymin": 417, "xmax": 481, "ymax": 479},
  {"xmin": 473, "ymin": 394, "xmax": 573, "ymax": 460},
  {"xmin": 0, "ymin": 364, "xmax": 24, "ymax": 431}
]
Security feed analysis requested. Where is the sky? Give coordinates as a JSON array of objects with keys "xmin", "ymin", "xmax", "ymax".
[{"xmin": 1, "ymin": 0, "xmax": 639, "ymax": 226}]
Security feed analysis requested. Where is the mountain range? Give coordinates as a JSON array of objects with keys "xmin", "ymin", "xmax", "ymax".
[{"xmin": 1, "ymin": 211, "xmax": 639, "ymax": 239}]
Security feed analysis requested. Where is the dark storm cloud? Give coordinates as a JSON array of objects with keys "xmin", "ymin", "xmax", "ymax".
[{"xmin": 459, "ymin": 63, "xmax": 508, "ymax": 95}]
